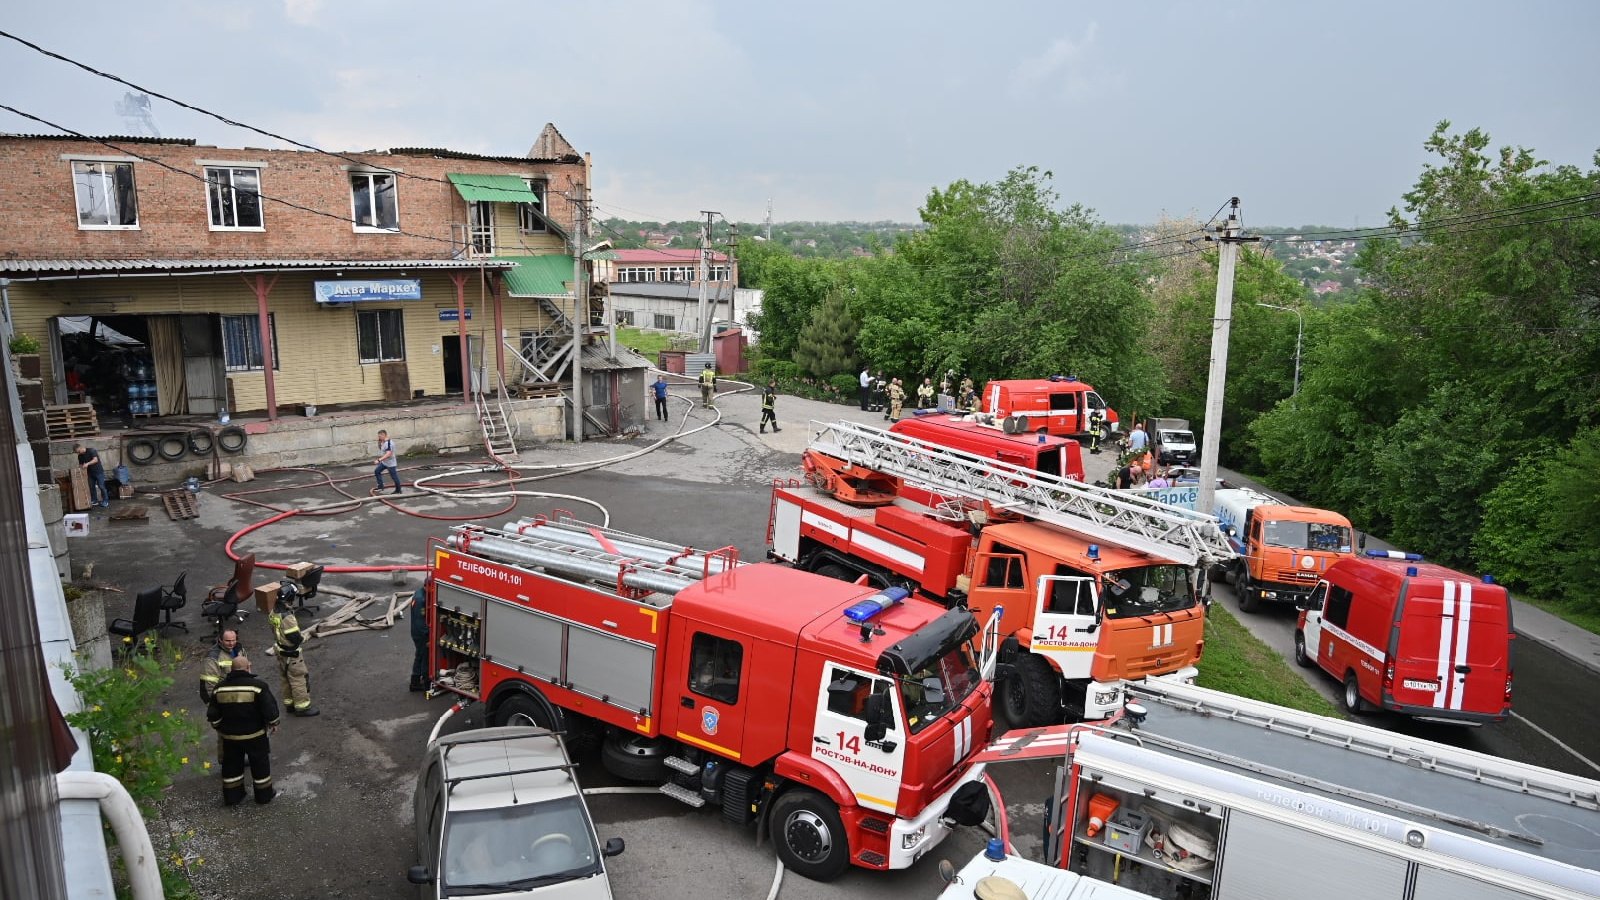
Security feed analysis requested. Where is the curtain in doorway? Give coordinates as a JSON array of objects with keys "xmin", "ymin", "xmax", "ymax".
[{"xmin": 148, "ymin": 317, "xmax": 188, "ymax": 415}]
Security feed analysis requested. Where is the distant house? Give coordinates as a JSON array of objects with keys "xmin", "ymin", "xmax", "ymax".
[
  {"xmin": 1314, "ymin": 280, "xmax": 1343, "ymax": 294},
  {"xmin": 645, "ymin": 231, "xmax": 670, "ymax": 247},
  {"xmin": 594, "ymin": 248, "xmax": 742, "ymax": 339}
]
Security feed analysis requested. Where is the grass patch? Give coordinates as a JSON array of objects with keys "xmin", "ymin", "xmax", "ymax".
[
  {"xmin": 1196, "ymin": 603, "xmax": 1343, "ymax": 717},
  {"xmin": 1513, "ymin": 594, "xmax": 1600, "ymax": 635},
  {"xmin": 615, "ymin": 327, "xmax": 692, "ymax": 358}
]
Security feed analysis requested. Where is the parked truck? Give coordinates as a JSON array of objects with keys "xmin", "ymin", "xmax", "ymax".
[
  {"xmin": 769, "ymin": 421, "xmax": 1234, "ymax": 728},
  {"xmin": 972, "ymin": 678, "xmax": 1600, "ymax": 899},
  {"xmin": 1148, "ymin": 418, "xmax": 1196, "ymax": 467},
  {"xmin": 981, "ymin": 376, "xmax": 1119, "ymax": 439},
  {"xmin": 1210, "ymin": 487, "xmax": 1356, "ymax": 612},
  {"xmin": 426, "ymin": 517, "xmax": 997, "ymax": 881}
]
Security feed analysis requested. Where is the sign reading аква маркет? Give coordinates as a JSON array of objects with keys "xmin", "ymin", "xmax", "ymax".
[{"xmin": 313, "ymin": 279, "xmax": 423, "ymax": 304}]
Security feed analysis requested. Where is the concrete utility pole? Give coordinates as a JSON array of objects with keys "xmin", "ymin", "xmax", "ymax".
[
  {"xmin": 765, "ymin": 199, "xmax": 772, "ymax": 241},
  {"xmin": 695, "ymin": 211, "xmax": 716, "ymax": 353},
  {"xmin": 571, "ymin": 183, "xmax": 587, "ymax": 443},
  {"xmin": 1197, "ymin": 199, "xmax": 1258, "ymax": 515}
]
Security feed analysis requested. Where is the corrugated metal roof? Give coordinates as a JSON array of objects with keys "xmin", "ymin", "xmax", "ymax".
[
  {"xmin": 0, "ymin": 258, "xmax": 512, "ymax": 276},
  {"xmin": 0, "ymin": 133, "xmax": 197, "ymax": 146},
  {"xmin": 580, "ymin": 343, "xmax": 652, "ymax": 371},
  {"xmin": 387, "ymin": 146, "xmax": 579, "ymax": 164},
  {"xmin": 447, "ymin": 173, "xmax": 540, "ymax": 204},
  {"xmin": 496, "ymin": 255, "xmax": 574, "ymax": 297}
]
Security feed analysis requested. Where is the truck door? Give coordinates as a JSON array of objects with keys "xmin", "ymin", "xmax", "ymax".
[
  {"xmin": 666, "ymin": 628, "xmax": 750, "ymax": 761},
  {"xmin": 812, "ymin": 664, "xmax": 905, "ymax": 814},
  {"xmin": 1393, "ymin": 580, "xmax": 1509, "ymax": 716},
  {"xmin": 1300, "ymin": 581, "xmax": 1327, "ymax": 668},
  {"xmin": 969, "ymin": 544, "xmax": 1031, "ymax": 643},
  {"xmin": 1032, "ymin": 575, "xmax": 1099, "ymax": 681},
  {"xmin": 1048, "ymin": 390, "xmax": 1080, "ymax": 433}
]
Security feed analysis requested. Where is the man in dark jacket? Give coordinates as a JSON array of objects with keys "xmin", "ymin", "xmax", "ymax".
[
  {"xmin": 206, "ymin": 655, "xmax": 281, "ymax": 806},
  {"xmin": 759, "ymin": 381, "xmax": 781, "ymax": 434},
  {"xmin": 410, "ymin": 580, "xmax": 431, "ymax": 692}
]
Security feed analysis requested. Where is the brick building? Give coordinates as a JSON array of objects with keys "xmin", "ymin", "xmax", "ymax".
[{"xmin": 0, "ymin": 124, "xmax": 621, "ymax": 421}]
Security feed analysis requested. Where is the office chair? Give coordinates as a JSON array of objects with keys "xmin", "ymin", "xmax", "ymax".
[
  {"xmin": 110, "ymin": 587, "xmax": 163, "ymax": 658},
  {"xmin": 202, "ymin": 553, "xmax": 255, "ymax": 636},
  {"xmin": 157, "ymin": 571, "xmax": 189, "ymax": 634},
  {"xmin": 289, "ymin": 564, "xmax": 325, "ymax": 617}
]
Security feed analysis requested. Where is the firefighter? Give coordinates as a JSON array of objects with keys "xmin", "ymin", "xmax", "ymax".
[
  {"xmin": 699, "ymin": 364, "xmax": 717, "ymax": 410},
  {"xmin": 916, "ymin": 377, "xmax": 935, "ymax": 410},
  {"xmin": 958, "ymin": 376, "xmax": 976, "ymax": 412},
  {"xmin": 270, "ymin": 586, "xmax": 319, "ymax": 717},
  {"xmin": 199, "ymin": 628, "xmax": 242, "ymax": 703},
  {"xmin": 1088, "ymin": 410, "xmax": 1106, "ymax": 455},
  {"xmin": 887, "ymin": 378, "xmax": 906, "ymax": 421},
  {"xmin": 759, "ymin": 380, "xmax": 781, "ymax": 433},
  {"xmin": 206, "ymin": 654, "xmax": 280, "ymax": 806},
  {"xmin": 409, "ymin": 580, "xmax": 430, "ymax": 693}
]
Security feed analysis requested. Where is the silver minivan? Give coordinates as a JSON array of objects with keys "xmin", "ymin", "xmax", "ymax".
[{"xmin": 410, "ymin": 726, "xmax": 624, "ymax": 898}]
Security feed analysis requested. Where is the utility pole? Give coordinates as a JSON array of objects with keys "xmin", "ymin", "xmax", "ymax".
[
  {"xmin": 695, "ymin": 210, "xmax": 716, "ymax": 353},
  {"xmin": 1197, "ymin": 199, "xmax": 1258, "ymax": 515},
  {"xmin": 765, "ymin": 199, "xmax": 772, "ymax": 241},
  {"xmin": 570, "ymin": 182, "xmax": 587, "ymax": 443}
]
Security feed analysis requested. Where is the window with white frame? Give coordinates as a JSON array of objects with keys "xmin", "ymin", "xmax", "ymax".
[
  {"xmin": 350, "ymin": 172, "xmax": 399, "ymax": 231},
  {"xmin": 653, "ymin": 313, "xmax": 675, "ymax": 330},
  {"xmin": 519, "ymin": 178, "xmax": 548, "ymax": 233},
  {"xmin": 618, "ymin": 267, "xmax": 657, "ymax": 283},
  {"xmin": 357, "ymin": 309, "xmax": 406, "ymax": 363},
  {"xmin": 206, "ymin": 166, "xmax": 263, "ymax": 229},
  {"xmin": 72, "ymin": 160, "xmax": 140, "ymax": 228},
  {"xmin": 221, "ymin": 314, "xmax": 280, "ymax": 371},
  {"xmin": 662, "ymin": 266, "xmax": 694, "ymax": 282},
  {"xmin": 616, "ymin": 309, "xmax": 635, "ymax": 326},
  {"xmin": 708, "ymin": 264, "xmax": 731, "ymax": 281}
]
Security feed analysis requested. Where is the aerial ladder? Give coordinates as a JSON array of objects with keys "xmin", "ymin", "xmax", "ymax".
[{"xmin": 806, "ymin": 420, "xmax": 1234, "ymax": 567}]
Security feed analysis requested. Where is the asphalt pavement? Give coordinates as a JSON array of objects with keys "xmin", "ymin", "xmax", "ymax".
[{"xmin": 74, "ymin": 384, "xmax": 1600, "ymax": 899}]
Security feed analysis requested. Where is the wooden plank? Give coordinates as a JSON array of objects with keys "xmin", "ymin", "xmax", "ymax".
[
  {"xmin": 379, "ymin": 361, "xmax": 411, "ymax": 402},
  {"xmin": 68, "ymin": 466, "xmax": 90, "ymax": 511},
  {"xmin": 109, "ymin": 506, "xmax": 148, "ymax": 523}
]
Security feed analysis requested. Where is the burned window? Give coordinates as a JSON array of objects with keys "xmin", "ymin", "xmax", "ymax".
[
  {"xmin": 73, "ymin": 161, "xmax": 139, "ymax": 228},
  {"xmin": 206, "ymin": 166, "xmax": 263, "ymax": 229},
  {"xmin": 688, "ymin": 633, "xmax": 743, "ymax": 705},
  {"xmin": 350, "ymin": 172, "xmax": 399, "ymax": 230}
]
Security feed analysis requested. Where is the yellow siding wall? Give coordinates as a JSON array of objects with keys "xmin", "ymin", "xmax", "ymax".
[{"xmin": 6, "ymin": 271, "xmax": 559, "ymax": 412}]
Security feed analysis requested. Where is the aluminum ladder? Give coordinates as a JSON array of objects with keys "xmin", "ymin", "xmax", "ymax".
[
  {"xmin": 807, "ymin": 420, "xmax": 1234, "ymax": 567},
  {"xmin": 473, "ymin": 388, "xmax": 518, "ymax": 462},
  {"xmin": 449, "ymin": 522, "xmax": 737, "ymax": 597}
]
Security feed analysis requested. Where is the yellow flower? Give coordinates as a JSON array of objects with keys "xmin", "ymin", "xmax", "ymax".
[
  {"xmin": 92, "ymin": 705, "xmax": 102, "ymax": 712},
  {"xmin": 180, "ymin": 757, "xmax": 189, "ymax": 765},
  {"xmin": 162, "ymin": 711, "xmax": 171, "ymax": 718},
  {"xmin": 115, "ymin": 755, "xmax": 122, "ymax": 763},
  {"xmin": 196, "ymin": 859, "xmax": 204, "ymax": 867},
  {"xmin": 203, "ymin": 762, "xmax": 211, "ymax": 770},
  {"xmin": 123, "ymin": 637, "xmax": 132, "ymax": 644},
  {"xmin": 175, "ymin": 653, "xmax": 183, "ymax": 661},
  {"xmin": 179, "ymin": 708, "xmax": 187, "ymax": 714}
]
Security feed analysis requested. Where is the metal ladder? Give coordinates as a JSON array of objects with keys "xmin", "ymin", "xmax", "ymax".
[
  {"xmin": 474, "ymin": 389, "xmax": 518, "ymax": 462},
  {"xmin": 807, "ymin": 420, "xmax": 1234, "ymax": 567},
  {"xmin": 450, "ymin": 523, "xmax": 736, "ymax": 598}
]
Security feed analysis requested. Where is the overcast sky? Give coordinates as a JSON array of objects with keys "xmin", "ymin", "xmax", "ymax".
[{"xmin": 3, "ymin": 1, "xmax": 1596, "ymax": 229}]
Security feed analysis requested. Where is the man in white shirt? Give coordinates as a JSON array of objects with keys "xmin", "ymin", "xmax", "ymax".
[{"xmin": 859, "ymin": 367, "xmax": 872, "ymax": 411}]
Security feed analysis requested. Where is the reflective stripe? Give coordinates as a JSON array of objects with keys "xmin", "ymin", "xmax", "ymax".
[{"xmin": 221, "ymin": 730, "xmax": 266, "ymax": 740}]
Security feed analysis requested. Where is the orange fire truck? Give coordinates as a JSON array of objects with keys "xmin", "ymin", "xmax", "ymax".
[
  {"xmin": 426, "ymin": 517, "xmax": 998, "ymax": 882},
  {"xmin": 768, "ymin": 421, "xmax": 1234, "ymax": 728}
]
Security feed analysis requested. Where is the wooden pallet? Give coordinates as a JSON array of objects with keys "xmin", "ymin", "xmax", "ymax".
[
  {"xmin": 44, "ymin": 404, "xmax": 99, "ymax": 440},
  {"xmin": 161, "ymin": 491, "xmax": 198, "ymax": 521},
  {"xmin": 109, "ymin": 505, "xmax": 148, "ymax": 524}
]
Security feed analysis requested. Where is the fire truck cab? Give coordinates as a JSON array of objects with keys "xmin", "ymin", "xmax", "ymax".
[{"xmin": 428, "ymin": 520, "xmax": 995, "ymax": 881}]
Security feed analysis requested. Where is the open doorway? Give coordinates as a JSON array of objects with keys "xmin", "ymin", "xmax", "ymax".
[{"xmin": 441, "ymin": 334, "xmax": 484, "ymax": 396}]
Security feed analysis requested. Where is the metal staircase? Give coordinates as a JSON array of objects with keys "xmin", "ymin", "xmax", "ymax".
[
  {"xmin": 807, "ymin": 420, "xmax": 1234, "ymax": 567},
  {"xmin": 474, "ymin": 384, "xmax": 519, "ymax": 462}
]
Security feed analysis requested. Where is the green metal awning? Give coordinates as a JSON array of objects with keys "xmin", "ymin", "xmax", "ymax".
[
  {"xmin": 447, "ymin": 173, "xmax": 540, "ymax": 204},
  {"xmin": 496, "ymin": 255, "xmax": 574, "ymax": 296}
]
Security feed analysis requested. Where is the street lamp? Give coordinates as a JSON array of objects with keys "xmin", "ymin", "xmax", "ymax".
[{"xmin": 1256, "ymin": 302, "xmax": 1302, "ymax": 406}]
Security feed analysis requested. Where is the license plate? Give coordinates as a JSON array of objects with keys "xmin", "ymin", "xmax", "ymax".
[{"xmin": 1403, "ymin": 679, "xmax": 1439, "ymax": 691}]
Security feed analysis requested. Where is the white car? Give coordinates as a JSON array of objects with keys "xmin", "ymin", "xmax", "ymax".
[{"xmin": 410, "ymin": 726, "xmax": 624, "ymax": 898}]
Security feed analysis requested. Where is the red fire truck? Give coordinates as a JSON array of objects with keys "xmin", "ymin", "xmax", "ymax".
[
  {"xmin": 426, "ymin": 518, "xmax": 997, "ymax": 882},
  {"xmin": 769, "ymin": 421, "xmax": 1234, "ymax": 728}
]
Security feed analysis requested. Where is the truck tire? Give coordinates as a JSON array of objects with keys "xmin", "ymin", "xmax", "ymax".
[
  {"xmin": 1293, "ymin": 632, "xmax": 1314, "ymax": 669},
  {"xmin": 772, "ymin": 788, "xmax": 851, "ymax": 882},
  {"xmin": 1342, "ymin": 673, "xmax": 1368, "ymax": 715},
  {"xmin": 1236, "ymin": 573, "xmax": 1259, "ymax": 613},
  {"xmin": 216, "ymin": 425, "xmax": 248, "ymax": 453},
  {"xmin": 601, "ymin": 732, "xmax": 670, "ymax": 782},
  {"xmin": 1000, "ymin": 654, "xmax": 1062, "ymax": 728},
  {"xmin": 158, "ymin": 434, "xmax": 188, "ymax": 460},
  {"xmin": 127, "ymin": 438, "xmax": 157, "ymax": 465},
  {"xmin": 493, "ymin": 691, "xmax": 560, "ymax": 730}
]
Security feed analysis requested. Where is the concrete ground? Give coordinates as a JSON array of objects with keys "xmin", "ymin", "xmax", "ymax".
[{"xmin": 79, "ymin": 384, "xmax": 1071, "ymax": 900}]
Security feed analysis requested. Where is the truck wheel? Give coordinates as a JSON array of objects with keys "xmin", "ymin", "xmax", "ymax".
[
  {"xmin": 1000, "ymin": 654, "xmax": 1062, "ymax": 728},
  {"xmin": 813, "ymin": 563, "xmax": 854, "ymax": 582},
  {"xmin": 772, "ymin": 788, "xmax": 851, "ymax": 882},
  {"xmin": 1236, "ymin": 574, "xmax": 1258, "ymax": 613},
  {"xmin": 1342, "ymin": 673, "xmax": 1368, "ymax": 715},
  {"xmin": 494, "ymin": 692, "xmax": 560, "ymax": 730},
  {"xmin": 601, "ymin": 732, "xmax": 670, "ymax": 782},
  {"xmin": 1293, "ymin": 632, "xmax": 1314, "ymax": 668}
]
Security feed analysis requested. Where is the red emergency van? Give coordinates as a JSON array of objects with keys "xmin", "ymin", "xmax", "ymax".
[
  {"xmin": 1294, "ymin": 551, "xmax": 1513, "ymax": 723},
  {"xmin": 889, "ymin": 416, "xmax": 1084, "ymax": 481},
  {"xmin": 980, "ymin": 377, "xmax": 1119, "ymax": 438}
]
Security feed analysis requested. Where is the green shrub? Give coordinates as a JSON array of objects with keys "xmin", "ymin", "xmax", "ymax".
[
  {"xmin": 9, "ymin": 332, "xmax": 41, "ymax": 354},
  {"xmin": 829, "ymin": 373, "xmax": 859, "ymax": 396}
]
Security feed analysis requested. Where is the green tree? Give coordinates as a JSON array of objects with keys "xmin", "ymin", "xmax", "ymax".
[{"xmin": 793, "ymin": 289, "xmax": 861, "ymax": 380}]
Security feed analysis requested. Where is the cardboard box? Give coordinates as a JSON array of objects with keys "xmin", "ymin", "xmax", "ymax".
[
  {"xmin": 64, "ymin": 513, "xmax": 89, "ymax": 537},
  {"xmin": 254, "ymin": 581, "xmax": 282, "ymax": 613},
  {"xmin": 117, "ymin": 483, "xmax": 134, "ymax": 499},
  {"xmin": 286, "ymin": 562, "xmax": 316, "ymax": 581}
]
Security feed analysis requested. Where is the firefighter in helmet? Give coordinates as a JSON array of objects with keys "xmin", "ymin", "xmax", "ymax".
[
  {"xmin": 270, "ymin": 585, "xmax": 319, "ymax": 717},
  {"xmin": 699, "ymin": 364, "xmax": 717, "ymax": 410}
]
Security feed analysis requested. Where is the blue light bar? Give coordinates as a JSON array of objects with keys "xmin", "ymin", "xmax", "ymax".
[
  {"xmin": 1365, "ymin": 550, "xmax": 1423, "ymax": 561},
  {"xmin": 844, "ymin": 587, "xmax": 910, "ymax": 623}
]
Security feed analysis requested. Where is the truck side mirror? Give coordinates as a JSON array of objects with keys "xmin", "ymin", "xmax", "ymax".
[
  {"xmin": 407, "ymin": 866, "xmax": 434, "ymax": 885},
  {"xmin": 863, "ymin": 693, "xmax": 891, "ymax": 743},
  {"xmin": 1358, "ymin": 533, "xmax": 1367, "ymax": 550},
  {"xmin": 603, "ymin": 838, "xmax": 626, "ymax": 858}
]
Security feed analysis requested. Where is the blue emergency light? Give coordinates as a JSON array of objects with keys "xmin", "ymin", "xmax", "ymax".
[
  {"xmin": 844, "ymin": 587, "xmax": 910, "ymax": 623},
  {"xmin": 1366, "ymin": 550, "xmax": 1423, "ymax": 561},
  {"xmin": 1087, "ymin": 544, "xmax": 1100, "ymax": 560}
]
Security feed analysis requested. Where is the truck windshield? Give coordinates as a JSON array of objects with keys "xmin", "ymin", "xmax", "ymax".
[
  {"xmin": 1263, "ymin": 519, "xmax": 1353, "ymax": 552},
  {"xmin": 1101, "ymin": 564, "xmax": 1197, "ymax": 619},
  {"xmin": 1164, "ymin": 430, "xmax": 1194, "ymax": 444},
  {"xmin": 900, "ymin": 645, "xmax": 980, "ymax": 735}
]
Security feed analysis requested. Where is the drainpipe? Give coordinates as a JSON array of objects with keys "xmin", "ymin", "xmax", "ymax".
[
  {"xmin": 56, "ymin": 772, "xmax": 163, "ymax": 900},
  {"xmin": 2, "ymin": 277, "xmax": 13, "ymax": 343}
]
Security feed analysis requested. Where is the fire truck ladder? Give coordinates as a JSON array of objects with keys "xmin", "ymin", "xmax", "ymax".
[
  {"xmin": 449, "ymin": 522, "xmax": 736, "ymax": 597},
  {"xmin": 807, "ymin": 420, "xmax": 1234, "ymax": 567}
]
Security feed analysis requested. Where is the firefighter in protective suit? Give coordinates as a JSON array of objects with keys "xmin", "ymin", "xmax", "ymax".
[
  {"xmin": 699, "ymin": 364, "xmax": 717, "ymax": 410},
  {"xmin": 270, "ymin": 586, "xmax": 320, "ymax": 717},
  {"xmin": 206, "ymin": 654, "xmax": 280, "ymax": 806},
  {"xmin": 1088, "ymin": 409, "xmax": 1106, "ymax": 455}
]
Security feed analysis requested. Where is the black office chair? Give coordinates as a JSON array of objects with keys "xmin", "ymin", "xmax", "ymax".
[
  {"xmin": 158, "ymin": 571, "xmax": 189, "ymax": 634},
  {"xmin": 290, "ymin": 565, "xmax": 325, "ymax": 617},
  {"xmin": 110, "ymin": 587, "xmax": 163, "ymax": 657},
  {"xmin": 202, "ymin": 553, "xmax": 255, "ymax": 636}
]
